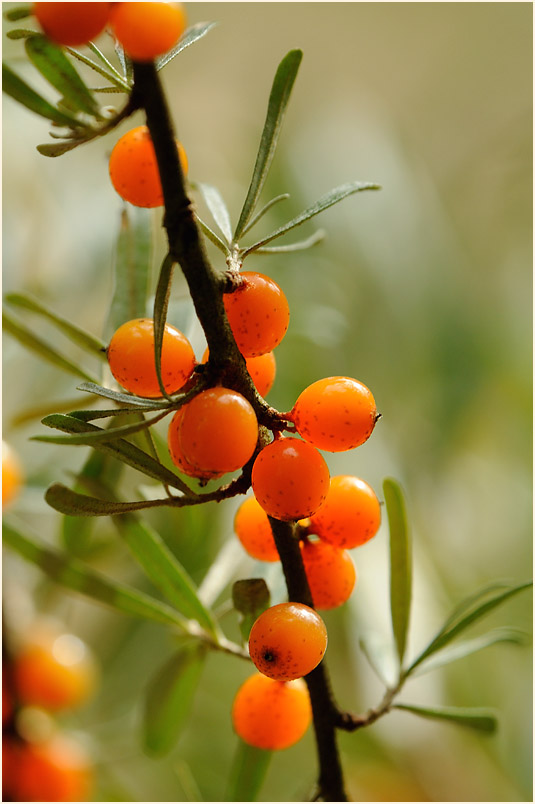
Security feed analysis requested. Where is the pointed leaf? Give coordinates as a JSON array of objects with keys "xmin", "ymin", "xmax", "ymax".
[
  {"xmin": 2, "ymin": 63, "xmax": 83, "ymax": 126},
  {"xmin": 114, "ymin": 515, "xmax": 220, "ymax": 636},
  {"xmin": 242, "ymin": 181, "xmax": 380, "ymax": 255},
  {"xmin": 76, "ymin": 381, "xmax": 168, "ymax": 409},
  {"xmin": 153, "ymin": 253, "xmax": 175, "ymax": 398},
  {"xmin": 106, "ymin": 207, "xmax": 152, "ymax": 338},
  {"xmin": 411, "ymin": 628, "xmax": 529, "ymax": 677},
  {"xmin": 3, "ymin": 310, "xmax": 98, "ymax": 382},
  {"xmin": 193, "ymin": 182, "xmax": 233, "ymax": 243},
  {"xmin": 36, "ymin": 139, "xmax": 86, "ymax": 157},
  {"xmin": 25, "ymin": 35, "xmax": 101, "ymax": 118},
  {"xmin": 195, "ymin": 214, "xmax": 230, "ymax": 254},
  {"xmin": 34, "ymin": 409, "xmax": 168, "ymax": 445},
  {"xmin": 143, "ymin": 643, "xmax": 207, "ymax": 756},
  {"xmin": 4, "ymin": 5, "xmax": 33, "ymax": 21},
  {"xmin": 232, "ymin": 579, "xmax": 270, "ymax": 644},
  {"xmin": 239, "ymin": 194, "xmax": 289, "ymax": 238},
  {"xmin": 253, "ymin": 229, "xmax": 325, "ymax": 254},
  {"xmin": 383, "ymin": 477, "xmax": 412, "ymax": 666},
  {"xmin": 5, "ymin": 293, "xmax": 106, "ymax": 357},
  {"xmin": 45, "ymin": 483, "xmax": 176, "ymax": 516},
  {"xmin": 226, "ymin": 740, "xmax": 272, "ymax": 802},
  {"xmin": 155, "ymin": 21, "xmax": 217, "ymax": 70},
  {"xmin": 393, "ymin": 703, "xmax": 498, "ymax": 733},
  {"xmin": 3, "ymin": 521, "xmax": 189, "ymax": 629},
  {"xmin": 407, "ymin": 581, "xmax": 532, "ymax": 674},
  {"xmin": 39, "ymin": 414, "xmax": 195, "ymax": 493},
  {"xmin": 6, "ymin": 28, "xmax": 39, "ymax": 39},
  {"xmin": 234, "ymin": 50, "xmax": 303, "ymax": 241}
]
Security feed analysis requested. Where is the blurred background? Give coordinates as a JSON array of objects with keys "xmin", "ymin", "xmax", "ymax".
[{"xmin": 2, "ymin": 2, "xmax": 532, "ymax": 801}]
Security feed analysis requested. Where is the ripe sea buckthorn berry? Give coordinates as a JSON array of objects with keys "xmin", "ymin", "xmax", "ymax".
[
  {"xmin": 234, "ymin": 496, "xmax": 279, "ymax": 562},
  {"xmin": 232, "ymin": 673, "xmax": 311, "ymax": 750},
  {"xmin": 110, "ymin": 2, "xmax": 186, "ymax": 62},
  {"xmin": 223, "ymin": 272, "xmax": 290, "ymax": 358},
  {"xmin": 248, "ymin": 602, "xmax": 327, "ymax": 681},
  {"xmin": 178, "ymin": 387, "xmax": 258, "ymax": 475},
  {"xmin": 109, "ymin": 125, "xmax": 188, "ymax": 208},
  {"xmin": 107, "ymin": 318, "xmax": 195, "ymax": 398},
  {"xmin": 14, "ymin": 734, "xmax": 93, "ymax": 802},
  {"xmin": 33, "ymin": 2, "xmax": 112, "ymax": 46},
  {"xmin": 167, "ymin": 408, "xmax": 223, "ymax": 481},
  {"xmin": 309, "ymin": 475, "xmax": 381, "ymax": 549},
  {"xmin": 14, "ymin": 630, "xmax": 97, "ymax": 712},
  {"xmin": 301, "ymin": 539, "xmax": 357, "ymax": 610},
  {"xmin": 2, "ymin": 441, "xmax": 23, "ymax": 509},
  {"xmin": 251, "ymin": 437, "xmax": 330, "ymax": 521},
  {"xmin": 202, "ymin": 347, "xmax": 276, "ymax": 398},
  {"xmin": 292, "ymin": 376, "xmax": 378, "ymax": 452}
]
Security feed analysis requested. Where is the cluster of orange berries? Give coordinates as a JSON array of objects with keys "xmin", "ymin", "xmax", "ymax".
[{"xmin": 3, "ymin": 623, "xmax": 98, "ymax": 802}]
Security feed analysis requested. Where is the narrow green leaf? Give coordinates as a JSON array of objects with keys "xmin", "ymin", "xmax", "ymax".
[
  {"xmin": 45, "ymin": 483, "xmax": 176, "ymax": 516},
  {"xmin": 35, "ymin": 409, "xmax": 168, "ymax": 445},
  {"xmin": 3, "ymin": 521, "xmax": 189, "ymax": 630},
  {"xmin": 193, "ymin": 182, "xmax": 233, "ymax": 244},
  {"xmin": 143, "ymin": 643, "xmax": 207, "ymax": 756},
  {"xmin": 106, "ymin": 207, "xmax": 152, "ymax": 338},
  {"xmin": 114, "ymin": 515, "xmax": 220, "ymax": 636},
  {"xmin": 37, "ymin": 139, "xmax": 86, "ymax": 158},
  {"xmin": 68, "ymin": 407, "xmax": 160, "ymax": 422},
  {"xmin": 5, "ymin": 293, "xmax": 106, "ymax": 357},
  {"xmin": 6, "ymin": 28, "xmax": 38, "ymax": 39},
  {"xmin": 3, "ymin": 310, "xmax": 98, "ymax": 382},
  {"xmin": 242, "ymin": 182, "xmax": 380, "ymax": 256},
  {"xmin": 3, "ymin": 63, "xmax": 83, "ymax": 126},
  {"xmin": 226, "ymin": 740, "xmax": 272, "ymax": 802},
  {"xmin": 233, "ymin": 50, "xmax": 303, "ymax": 241},
  {"xmin": 39, "ymin": 414, "xmax": 195, "ymax": 494},
  {"xmin": 411, "ymin": 628, "xmax": 529, "ymax": 677},
  {"xmin": 232, "ymin": 579, "xmax": 270, "ymax": 644},
  {"xmin": 239, "ymin": 194, "xmax": 289, "ymax": 238},
  {"xmin": 393, "ymin": 703, "xmax": 498, "ymax": 733},
  {"xmin": 71, "ymin": 43, "xmax": 130, "ymax": 91},
  {"xmin": 383, "ymin": 477, "xmax": 412, "ymax": 666},
  {"xmin": 253, "ymin": 229, "xmax": 325, "ymax": 254},
  {"xmin": 155, "ymin": 21, "xmax": 217, "ymax": 70},
  {"xmin": 407, "ymin": 581, "xmax": 532, "ymax": 674},
  {"xmin": 195, "ymin": 214, "xmax": 230, "ymax": 255},
  {"xmin": 76, "ymin": 381, "xmax": 169, "ymax": 409},
  {"xmin": 153, "ymin": 253, "xmax": 175, "ymax": 399},
  {"xmin": 4, "ymin": 5, "xmax": 32, "ymax": 21},
  {"xmin": 25, "ymin": 35, "xmax": 101, "ymax": 118}
]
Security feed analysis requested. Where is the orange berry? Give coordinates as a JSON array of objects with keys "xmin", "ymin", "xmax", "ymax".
[
  {"xmin": 14, "ymin": 630, "xmax": 97, "ymax": 712},
  {"xmin": 178, "ymin": 387, "xmax": 258, "ymax": 474},
  {"xmin": 167, "ymin": 407, "xmax": 223, "ymax": 481},
  {"xmin": 251, "ymin": 437, "xmax": 330, "ymax": 521},
  {"xmin": 309, "ymin": 475, "xmax": 381, "ymax": 549},
  {"xmin": 202, "ymin": 347, "xmax": 276, "ymax": 398},
  {"xmin": 107, "ymin": 317, "xmax": 195, "ymax": 398},
  {"xmin": 2, "ymin": 738, "xmax": 20, "ymax": 800},
  {"xmin": 232, "ymin": 673, "xmax": 311, "ymax": 750},
  {"xmin": 110, "ymin": 2, "xmax": 186, "ymax": 62},
  {"xmin": 2, "ymin": 441, "xmax": 23, "ymax": 508},
  {"xmin": 14, "ymin": 734, "xmax": 93, "ymax": 802},
  {"xmin": 248, "ymin": 602, "xmax": 327, "ymax": 681},
  {"xmin": 223, "ymin": 272, "xmax": 290, "ymax": 357},
  {"xmin": 234, "ymin": 496, "xmax": 279, "ymax": 562},
  {"xmin": 109, "ymin": 125, "xmax": 188, "ymax": 208},
  {"xmin": 292, "ymin": 376, "xmax": 378, "ymax": 452},
  {"xmin": 33, "ymin": 2, "xmax": 112, "ymax": 46},
  {"xmin": 301, "ymin": 540, "xmax": 357, "ymax": 610}
]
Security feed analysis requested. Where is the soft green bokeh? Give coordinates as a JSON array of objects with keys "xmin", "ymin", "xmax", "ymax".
[{"xmin": 2, "ymin": 3, "xmax": 532, "ymax": 802}]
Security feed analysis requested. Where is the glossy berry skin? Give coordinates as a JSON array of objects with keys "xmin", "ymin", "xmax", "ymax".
[
  {"xmin": 301, "ymin": 540, "xmax": 357, "ymax": 610},
  {"xmin": 248, "ymin": 602, "xmax": 327, "ymax": 681},
  {"xmin": 107, "ymin": 318, "xmax": 195, "ymax": 398},
  {"xmin": 109, "ymin": 125, "xmax": 188, "ymax": 208},
  {"xmin": 292, "ymin": 376, "xmax": 378, "ymax": 452},
  {"xmin": 14, "ymin": 630, "xmax": 97, "ymax": 712},
  {"xmin": 2, "ymin": 441, "xmax": 23, "ymax": 508},
  {"xmin": 168, "ymin": 408, "xmax": 222, "ymax": 481},
  {"xmin": 178, "ymin": 388, "xmax": 258, "ymax": 475},
  {"xmin": 309, "ymin": 475, "xmax": 381, "ymax": 549},
  {"xmin": 223, "ymin": 272, "xmax": 290, "ymax": 357},
  {"xmin": 14, "ymin": 735, "xmax": 93, "ymax": 802},
  {"xmin": 34, "ymin": 2, "xmax": 112, "ymax": 46},
  {"xmin": 251, "ymin": 437, "xmax": 330, "ymax": 521},
  {"xmin": 234, "ymin": 496, "xmax": 279, "ymax": 562},
  {"xmin": 110, "ymin": 2, "xmax": 186, "ymax": 62},
  {"xmin": 232, "ymin": 673, "xmax": 311, "ymax": 750},
  {"xmin": 202, "ymin": 347, "xmax": 276, "ymax": 398}
]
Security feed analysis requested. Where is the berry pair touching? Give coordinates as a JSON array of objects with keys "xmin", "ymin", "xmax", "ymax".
[{"xmin": 34, "ymin": 2, "xmax": 186, "ymax": 62}]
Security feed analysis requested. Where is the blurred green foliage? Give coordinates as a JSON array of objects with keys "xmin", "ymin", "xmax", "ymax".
[{"xmin": 2, "ymin": 3, "xmax": 532, "ymax": 802}]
